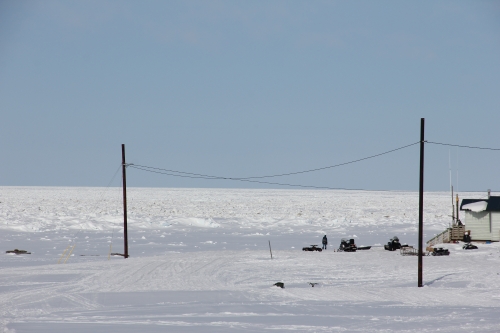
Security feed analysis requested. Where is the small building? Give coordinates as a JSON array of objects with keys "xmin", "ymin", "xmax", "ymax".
[{"xmin": 460, "ymin": 193, "xmax": 500, "ymax": 242}]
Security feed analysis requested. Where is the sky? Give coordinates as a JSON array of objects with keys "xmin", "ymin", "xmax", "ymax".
[{"xmin": 1, "ymin": 0, "xmax": 499, "ymax": 192}]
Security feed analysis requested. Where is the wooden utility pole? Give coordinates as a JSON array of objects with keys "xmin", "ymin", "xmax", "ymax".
[
  {"xmin": 418, "ymin": 118, "xmax": 424, "ymax": 287},
  {"xmin": 122, "ymin": 144, "xmax": 129, "ymax": 259}
]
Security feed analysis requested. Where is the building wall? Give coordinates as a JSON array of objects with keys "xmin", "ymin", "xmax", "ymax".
[
  {"xmin": 465, "ymin": 211, "xmax": 500, "ymax": 241},
  {"xmin": 493, "ymin": 213, "xmax": 500, "ymax": 241}
]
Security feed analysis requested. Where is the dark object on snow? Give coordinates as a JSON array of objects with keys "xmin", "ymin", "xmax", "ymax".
[
  {"xmin": 6, "ymin": 249, "xmax": 31, "ymax": 255},
  {"xmin": 463, "ymin": 233, "xmax": 471, "ymax": 243},
  {"xmin": 400, "ymin": 246, "xmax": 418, "ymax": 256},
  {"xmin": 462, "ymin": 243, "xmax": 478, "ymax": 250},
  {"xmin": 357, "ymin": 246, "xmax": 371, "ymax": 250},
  {"xmin": 302, "ymin": 245, "xmax": 322, "ymax": 252},
  {"xmin": 274, "ymin": 282, "xmax": 284, "ymax": 288},
  {"xmin": 338, "ymin": 238, "xmax": 357, "ymax": 252},
  {"xmin": 384, "ymin": 236, "xmax": 402, "ymax": 251},
  {"xmin": 309, "ymin": 282, "xmax": 318, "ymax": 287},
  {"xmin": 431, "ymin": 247, "xmax": 450, "ymax": 256}
]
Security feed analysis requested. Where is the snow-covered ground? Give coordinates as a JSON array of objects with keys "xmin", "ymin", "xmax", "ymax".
[{"xmin": 0, "ymin": 187, "xmax": 499, "ymax": 332}]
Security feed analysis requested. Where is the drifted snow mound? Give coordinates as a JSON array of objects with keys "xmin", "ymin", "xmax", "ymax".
[{"xmin": 168, "ymin": 217, "xmax": 220, "ymax": 228}]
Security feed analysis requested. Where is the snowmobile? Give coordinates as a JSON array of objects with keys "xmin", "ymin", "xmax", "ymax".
[
  {"xmin": 338, "ymin": 238, "xmax": 357, "ymax": 252},
  {"xmin": 6, "ymin": 249, "xmax": 31, "ymax": 255},
  {"xmin": 462, "ymin": 243, "xmax": 478, "ymax": 250},
  {"xmin": 384, "ymin": 236, "xmax": 402, "ymax": 251},
  {"xmin": 431, "ymin": 247, "xmax": 450, "ymax": 256},
  {"xmin": 302, "ymin": 245, "xmax": 322, "ymax": 252}
]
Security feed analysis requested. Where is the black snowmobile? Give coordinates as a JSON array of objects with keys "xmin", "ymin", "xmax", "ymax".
[
  {"xmin": 338, "ymin": 238, "xmax": 357, "ymax": 252},
  {"xmin": 384, "ymin": 236, "xmax": 402, "ymax": 251},
  {"xmin": 431, "ymin": 247, "xmax": 450, "ymax": 256},
  {"xmin": 302, "ymin": 245, "xmax": 322, "ymax": 252},
  {"xmin": 462, "ymin": 243, "xmax": 478, "ymax": 250}
]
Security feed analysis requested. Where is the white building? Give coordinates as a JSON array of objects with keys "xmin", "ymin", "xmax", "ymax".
[{"xmin": 460, "ymin": 194, "xmax": 500, "ymax": 242}]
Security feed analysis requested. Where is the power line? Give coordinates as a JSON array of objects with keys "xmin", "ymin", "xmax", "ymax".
[
  {"xmin": 128, "ymin": 164, "xmax": 406, "ymax": 192},
  {"xmin": 238, "ymin": 141, "xmax": 420, "ymax": 179},
  {"xmin": 132, "ymin": 141, "xmax": 419, "ymax": 180},
  {"xmin": 129, "ymin": 165, "xmax": 222, "ymax": 180},
  {"xmin": 426, "ymin": 141, "xmax": 500, "ymax": 151},
  {"xmin": 128, "ymin": 139, "xmax": 500, "ymax": 191},
  {"xmin": 225, "ymin": 178, "xmax": 405, "ymax": 192}
]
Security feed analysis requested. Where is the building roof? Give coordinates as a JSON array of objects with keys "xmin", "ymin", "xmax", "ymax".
[{"xmin": 460, "ymin": 196, "xmax": 500, "ymax": 212}]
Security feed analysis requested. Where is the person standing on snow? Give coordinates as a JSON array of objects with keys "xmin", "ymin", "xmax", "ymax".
[{"xmin": 322, "ymin": 235, "xmax": 328, "ymax": 250}]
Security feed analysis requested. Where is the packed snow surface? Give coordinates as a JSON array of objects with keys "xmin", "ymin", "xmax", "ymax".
[{"xmin": 0, "ymin": 187, "xmax": 499, "ymax": 332}]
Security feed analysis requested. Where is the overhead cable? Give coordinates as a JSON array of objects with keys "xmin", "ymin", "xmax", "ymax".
[
  {"xmin": 236, "ymin": 141, "xmax": 420, "ymax": 179},
  {"xmin": 128, "ymin": 164, "xmax": 404, "ymax": 192},
  {"xmin": 132, "ymin": 141, "xmax": 420, "ymax": 180},
  {"xmin": 129, "ymin": 165, "xmax": 221, "ymax": 180},
  {"xmin": 426, "ymin": 141, "xmax": 500, "ymax": 151}
]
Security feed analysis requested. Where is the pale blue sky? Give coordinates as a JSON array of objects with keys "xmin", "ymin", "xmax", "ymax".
[{"xmin": 1, "ymin": 0, "xmax": 499, "ymax": 191}]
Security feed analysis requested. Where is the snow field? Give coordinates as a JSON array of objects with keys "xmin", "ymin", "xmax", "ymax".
[{"xmin": 0, "ymin": 187, "xmax": 499, "ymax": 332}]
